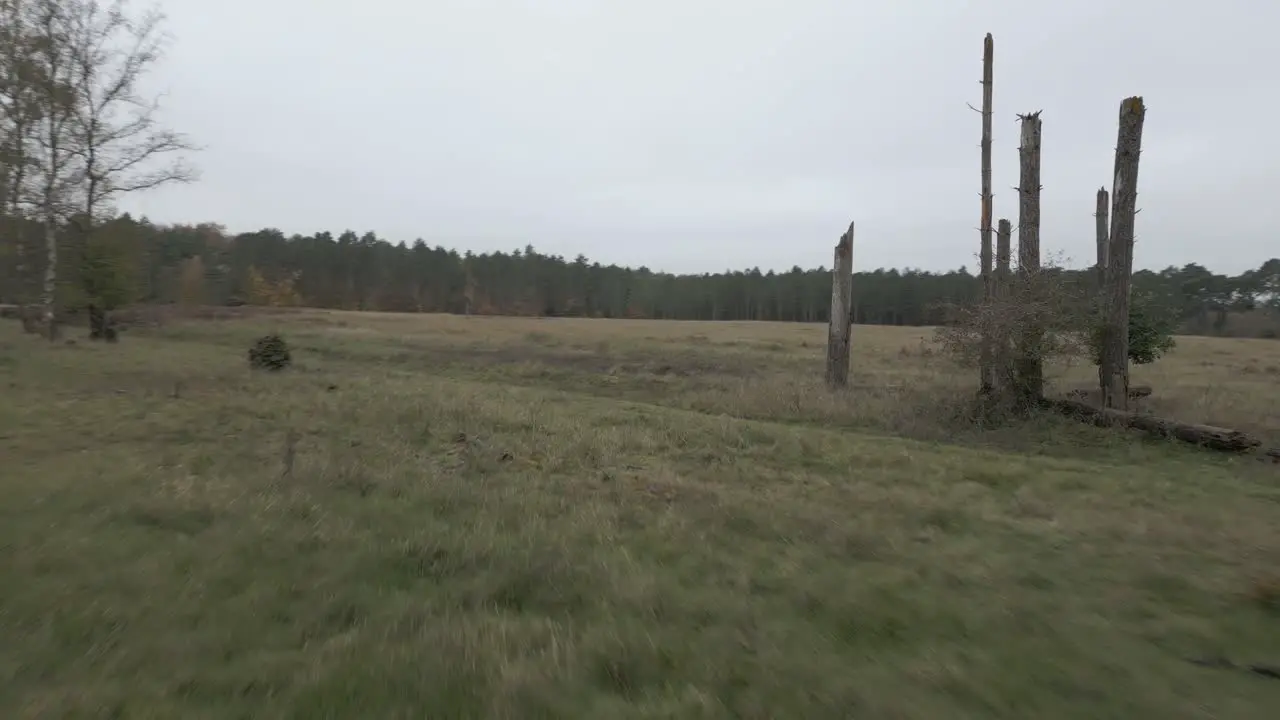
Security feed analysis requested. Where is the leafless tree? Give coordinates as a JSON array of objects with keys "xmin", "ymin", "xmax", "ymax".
[
  {"xmin": 1098, "ymin": 97, "xmax": 1146, "ymax": 409},
  {"xmin": 63, "ymin": 0, "xmax": 197, "ymax": 229},
  {"xmin": 23, "ymin": 0, "xmax": 84, "ymax": 338},
  {"xmin": 4, "ymin": 0, "xmax": 196, "ymax": 339},
  {"xmin": 1014, "ymin": 111, "xmax": 1044, "ymax": 406},
  {"xmin": 825, "ymin": 221, "xmax": 854, "ymax": 387},
  {"xmin": 977, "ymin": 33, "xmax": 995, "ymax": 395}
]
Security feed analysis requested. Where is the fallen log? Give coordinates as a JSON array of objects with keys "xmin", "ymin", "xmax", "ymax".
[
  {"xmin": 1066, "ymin": 385, "xmax": 1151, "ymax": 401},
  {"xmin": 1042, "ymin": 397, "xmax": 1261, "ymax": 453}
]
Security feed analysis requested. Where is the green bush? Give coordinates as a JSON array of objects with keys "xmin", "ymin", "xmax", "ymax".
[
  {"xmin": 1089, "ymin": 300, "xmax": 1176, "ymax": 366},
  {"xmin": 248, "ymin": 334, "xmax": 292, "ymax": 371}
]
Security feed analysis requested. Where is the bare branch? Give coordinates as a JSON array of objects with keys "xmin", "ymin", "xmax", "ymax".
[
  {"xmin": 0, "ymin": 0, "xmax": 198, "ymax": 337},
  {"xmin": 60, "ymin": 0, "xmax": 200, "ymax": 223}
]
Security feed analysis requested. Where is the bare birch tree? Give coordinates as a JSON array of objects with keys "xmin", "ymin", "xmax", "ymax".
[
  {"xmin": 22, "ymin": 0, "xmax": 84, "ymax": 338},
  {"xmin": 6, "ymin": 0, "xmax": 195, "ymax": 338},
  {"xmin": 64, "ymin": 0, "xmax": 196, "ymax": 337}
]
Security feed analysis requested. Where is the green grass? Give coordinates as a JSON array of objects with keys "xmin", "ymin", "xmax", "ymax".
[{"xmin": 1, "ymin": 311, "xmax": 1279, "ymax": 718}]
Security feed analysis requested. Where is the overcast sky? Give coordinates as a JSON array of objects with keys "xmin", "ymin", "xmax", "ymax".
[{"xmin": 122, "ymin": 0, "xmax": 1278, "ymax": 275}]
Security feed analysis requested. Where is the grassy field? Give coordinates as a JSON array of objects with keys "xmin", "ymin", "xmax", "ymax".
[{"xmin": 2, "ymin": 309, "xmax": 1279, "ymax": 718}]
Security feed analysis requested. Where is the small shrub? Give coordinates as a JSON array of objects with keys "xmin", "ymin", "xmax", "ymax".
[
  {"xmin": 19, "ymin": 305, "xmax": 41, "ymax": 335},
  {"xmin": 1089, "ymin": 299, "xmax": 1176, "ymax": 366},
  {"xmin": 934, "ymin": 265, "xmax": 1089, "ymax": 371},
  {"xmin": 248, "ymin": 334, "xmax": 292, "ymax": 371},
  {"xmin": 87, "ymin": 304, "xmax": 119, "ymax": 342}
]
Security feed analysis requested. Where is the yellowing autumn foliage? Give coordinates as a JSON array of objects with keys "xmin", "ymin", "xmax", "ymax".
[
  {"xmin": 178, "ymin": 256, "xmax": 206, "ymax": 306},
  {"xmin": 245, "ymin": 266, "xmax": 302, "ymax": 307}
]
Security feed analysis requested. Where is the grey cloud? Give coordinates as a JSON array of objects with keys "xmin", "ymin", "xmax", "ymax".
[{"xmin": 124, "ymin": 0, "xmax": 1279, "ymax": 275}]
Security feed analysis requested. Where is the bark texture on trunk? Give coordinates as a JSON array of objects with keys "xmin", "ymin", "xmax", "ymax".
[
  {"xmin": 1015, "ymin": 112, "xmax": 1043, "ymax": 406},
  {"xmin": 978, "ymin": 33, "xmax": 995, "ymax": 394},
  {"xmin": 825, "ymin": 222, "xmax": 855, "ymax": 388},
  {"xmin": 1044, "ymin": 397, "xmax": 1259, "ymax": 453},
  {"xmin": 994, "ymin": 218, "xmax": 1013, "ymax": 391},
  {"xmin": 1095, "ymin": 187, "xmax": 1109, "ymax": 288},
  {"xmin": 1099, "ymin": 97, "xmax": 1146, "ymax": 409},
  {"xmin": 41, "ymin": 213, "xmax": 57, "ymax": 340}
]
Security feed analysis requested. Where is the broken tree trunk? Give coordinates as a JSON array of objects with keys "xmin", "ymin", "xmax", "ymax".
[
  {"xmin": 826, "ymin": 221, "xmax": 855, "ymax": 388},
  {"xmin": 1095, "ymin": 187, "xmax": 1109, "ymax": 288},
  {"xmin": 1099, "ymin": 97, "xmax": 1146, "ymax": 410},
  {"xmin": 994, "ymin": 218, "xmax": 1013, "ymax": 392},
  {"xmin": 978, "ymin": 33, "xmax": 995, "ymax": 395},
  {"xmin": 1043, "ymin": 397, "xmax": 1260, "ymax": 453},
  {"xmin": 1015, "ymin": 112, "xmax": 1043, "ymax": 407}
]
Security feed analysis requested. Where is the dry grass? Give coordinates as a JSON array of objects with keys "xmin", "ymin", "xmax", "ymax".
[{"xmin": 1, "ymin": 310, "xmax": 1279, "ymax": 718}]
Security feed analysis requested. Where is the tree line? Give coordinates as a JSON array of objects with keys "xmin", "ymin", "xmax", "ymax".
[
  {"xmin": 3, "ymin": 3, "xmax": 1277, "ymax": 338},
  {"xmin": 2, "ymin": 213, "xmax": 1277, "ymax": 336}
]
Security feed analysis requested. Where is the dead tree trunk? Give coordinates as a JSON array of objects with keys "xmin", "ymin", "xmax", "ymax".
[
  {"xmin": 1099, "ymin": 97, "xmax": 1146, "ymax": 410},
  {"xmin": 1094, "ymin": 187, "xmax": 1109, "ymax": 288},
  {"xmin": 978, "ymin": 33, "xmax": 995, "ymax": 395},
  {"xmin": 1014, "ymin": 112, "xmax": 1043, "ymax": 406},
  {"xmin": 826, "ymin": 222, "xmax": 855, "ymax": 388},
  {"xmin": 994, "ymin": 218, "xmax": 1013, "ymax": 391}
]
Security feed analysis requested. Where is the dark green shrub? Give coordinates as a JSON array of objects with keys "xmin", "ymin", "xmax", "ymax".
[
  {"xmin": 1089, "ymin": 300, "xmax": 1176, "ymax": 366},
  {"xmin": 248, "ymin": 334, "xmax": 292, "ymax": 371}
]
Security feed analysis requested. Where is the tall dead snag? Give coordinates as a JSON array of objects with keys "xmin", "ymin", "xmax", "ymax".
[
  {"xmin": 1014, "ymin": 112, "xmax": 1043, "ymax": 406},
  {"xmin": 977, "ymin": 33, "xmax": 995, "ymax": 394},
  {"xmin": 1094, "ymin": 187, "xmax": 1109, "ymax": 287},
  {"xmin": 1099, "ymin": 97, "xmax": 1146, "ymax": 410},
  {"xmin": 826, "ymin": 221, "xmax": 854, "ymax": 388},
  {"xmin": 994, "ymin": 218, "xmax": 1013, "ymax": 390}
]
